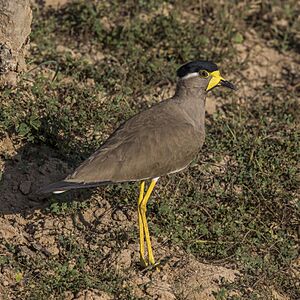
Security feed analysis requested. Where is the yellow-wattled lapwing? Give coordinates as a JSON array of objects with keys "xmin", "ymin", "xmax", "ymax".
[{"xmin": 40, "ymin": 60, "xmax": 236, "ymax": 267}]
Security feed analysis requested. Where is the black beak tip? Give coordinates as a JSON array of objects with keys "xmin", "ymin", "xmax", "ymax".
[{"xmin": 220, "ymin": 80, "xmax": 237, "ymax": 91}]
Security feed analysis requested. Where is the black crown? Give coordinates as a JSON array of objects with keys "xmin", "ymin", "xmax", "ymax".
[{"xmin": 177, "ymin": 61, "xmax": 218, "ymax": 78}]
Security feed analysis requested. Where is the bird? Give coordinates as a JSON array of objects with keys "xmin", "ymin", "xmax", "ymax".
[{"xmin": 39, "ymin": 60, "xmax": 236, "ymax": 268}]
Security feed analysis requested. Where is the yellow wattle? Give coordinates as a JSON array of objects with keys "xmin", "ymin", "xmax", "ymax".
[{"xmin": 206, "ymin": 70, "xmax": 224, "ymax": 91}]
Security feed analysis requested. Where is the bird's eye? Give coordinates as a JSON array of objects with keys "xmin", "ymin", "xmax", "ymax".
[{"xmin": 199, "ymin": 70, "xmax": 209, "ymax": 78}]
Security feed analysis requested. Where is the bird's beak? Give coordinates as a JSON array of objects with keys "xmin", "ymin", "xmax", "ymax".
[
  {"xmin": 206, "ymin": 70, "xmax": 236, "ymax": 91},
  {"xmin": 220, "ymin": 80, "xmax": 237, "ymax": 90}
]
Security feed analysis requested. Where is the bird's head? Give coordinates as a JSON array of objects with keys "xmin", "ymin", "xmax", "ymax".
[{"xmin": 177, "ymin": 60, "xmax": 236, "ymax": 91}]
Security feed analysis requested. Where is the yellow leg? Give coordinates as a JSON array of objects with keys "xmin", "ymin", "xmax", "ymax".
[
  {"xmin": 139, "ymin": 179, "xmax": 157, "ymax": 266},
  {"xmin": 137, "ymin": 181, "xmax": 147, "ymax": 266}
]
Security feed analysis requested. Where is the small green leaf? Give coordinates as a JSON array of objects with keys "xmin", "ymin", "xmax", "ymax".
[
  {"xmin": 15, "ymin": 272, "xmax": 23, "ymax": 283},
  {"xmin": 233, "ymin": 32, "xmax": 244, "ymax": 44},
  {"xmin": 17, "ymin": 123, "xmax": 30, "ymax": 136}
]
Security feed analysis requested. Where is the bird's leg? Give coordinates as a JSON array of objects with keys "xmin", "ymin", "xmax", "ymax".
[
  {"xmin": 137, "ymin": 181, "xmax": 147, "ymax": 266},
  {"xmin": 139, "ymin": 178, "xmax": 158, "ymax": 266}
]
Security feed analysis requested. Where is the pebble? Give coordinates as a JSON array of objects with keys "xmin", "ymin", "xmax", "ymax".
[{"xmin": 19, "ymin": 180, "xmax": 32, "ymax": 195}]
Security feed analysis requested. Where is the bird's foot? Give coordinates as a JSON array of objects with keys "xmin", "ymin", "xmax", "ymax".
[
  {"xmin": 140, "ymin": 254, "xmax": 148, "ymax": 268},
  {"xmin": 141, "ymin": 260, "xmax": 160, "ymax": 272}
]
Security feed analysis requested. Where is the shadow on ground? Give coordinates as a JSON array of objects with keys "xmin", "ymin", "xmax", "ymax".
[{"xmin": 0, "ymin": 142, "xmax": 96, "ymax": 214}]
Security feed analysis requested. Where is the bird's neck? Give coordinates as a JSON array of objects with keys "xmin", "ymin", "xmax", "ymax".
[{"xmin": 174, "ymin": 79, "xmax": 207, "ymax": 127}]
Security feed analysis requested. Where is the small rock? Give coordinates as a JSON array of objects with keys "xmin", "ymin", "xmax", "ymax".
[
  {"xmin": 19, "ymin": 180, "xmax": 32, "ymax": 195},
  {"xmin": 112, "ymin": 210, "xmax": 127, "ymax": 222}
]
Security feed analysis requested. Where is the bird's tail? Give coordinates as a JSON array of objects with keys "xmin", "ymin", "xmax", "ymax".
[{"xmin": 37, "ymin": 180, "xmax": 110, "ymax": 194}]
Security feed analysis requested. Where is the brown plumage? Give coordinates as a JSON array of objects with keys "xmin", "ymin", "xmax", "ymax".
[{"xmin": 40, "ymin": 77, "xmax": 208, "ymax": 193}]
